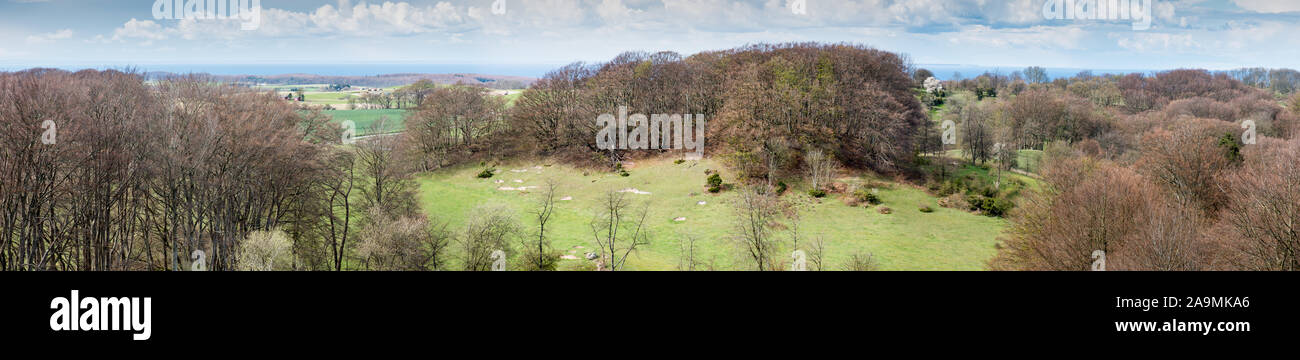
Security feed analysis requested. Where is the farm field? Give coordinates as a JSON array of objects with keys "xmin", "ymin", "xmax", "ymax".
[
  {"xmin": 320, "ymin": 109, "xmax": 408, "ymax": 135},
  {"xmin": 415, "ymin": 157, "xmax": 1009, "ymax": 271}
]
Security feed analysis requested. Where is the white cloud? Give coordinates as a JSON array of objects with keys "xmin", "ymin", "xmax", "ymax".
[
  {"xmin": 98, "ymin": 19, "xmax": 170, "ymax": 46},
  {"xmin": 1231, "ymin": 0, "xmax": 1300, "ymax": 14},
  {"xmin": 944, "ymin": 25, "xmax": 1088, "ymax": 50},
  {"xmin": 1115, "ymin": 32, "xmax": 1200, "ymax": 52},
  {"xmin": 25, "ymin": 29, "xmax": 74, "ymax": 44},
  {"xmin": 595, "ymin": 0, "xmax": 642, "ymax": 22}
]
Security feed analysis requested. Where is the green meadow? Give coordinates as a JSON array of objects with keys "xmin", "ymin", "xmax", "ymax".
[
  {"xmin": 415, "ymin": 157, "xmax": 1008, "ymax": 271},
  {"xmin": 323, "ymin": 109, "xmax": 408, "ymax": 135}
]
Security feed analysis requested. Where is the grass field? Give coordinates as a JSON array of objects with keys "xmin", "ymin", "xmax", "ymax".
[
  {"xmin": 1016, "ymin": 150, "xmax": 1044, "ymax": 173},
  {"xmin": 322, "ymin": 109, "xmax": 408, "ymax": 135},
  {"xmin": 303, "ymin": 92, "xmax": 355, "ymax": 104},
  {"xmin": 415, "ymin": 157, "xmax": 1008, "ymax": 271}
]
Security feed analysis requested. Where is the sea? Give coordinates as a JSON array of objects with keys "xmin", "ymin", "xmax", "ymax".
[
  {"xmin": 0, "ymin": 63, "xmax": 565, "ymax": 78},
  {"xmin": 1, "ymin": 63, "xmax": 1168, "ymax": 80}
]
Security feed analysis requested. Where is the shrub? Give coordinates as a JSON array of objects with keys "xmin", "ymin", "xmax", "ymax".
[
  {"xmin": 518, "ymin": 247, "xmax": 562, "ymax": 271},
  {"xmin": 919, "ymin": 205, "xmax": 934, "ymax": 213},
  {"xmin": 775, "ymin": 181, "xmax": 788, "ymax": 195},
  {"xmin": 938, "ymin": 193, "xmax": 970, "ymax": 209},
  {"xmin": 707, "ymin": 173, "xmax": 723, "ymax": 188},
  {"xmin": 357, "ymin": 211, "xmax": 453, "ymax": 271},
  {"xmin": 841, "ymin": 252, "xmax": 880, "ymax": 271},
  {"xmin": 877, "ymin": 206, "xmax": 893, "ymax": 214},
  {"xmin": 707, "ymin": 173, "xmax": 724, "ymax": 193},
  {"xmin": 967, "ymin": 195, "xmax": 1014, "ymax": 217},
  {"xmin": 936, "ymin": 179, "xmax": 963, "ymax": 197},
  {"xmin": 674, "ymin": 159, "xmax": 686, "ymax": 164},
  {"xmin": 237, "ymin": 230, "xmax": 294, "ymax": 271},
  {"xmin": 808, "ymin": 189, "xmax": 828, "ymax": 198},
  {"xmin": 852, "ymin": 188, "xmax": 882, "ymax": 205},
  {"xmin": 477, "ymin": 168, "xmax": 496, "ymax": 179}
]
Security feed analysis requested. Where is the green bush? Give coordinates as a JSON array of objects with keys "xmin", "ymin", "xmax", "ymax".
[
  {"xmin": 919, "ymin": 205, "xmax": 934, "ymax": 213},
  {"xmin": 853, "ymin": 189, "xmax": 882, "ymax": 205},
  {"xmin": 967, "ymin": 195, "xmax": 1014, "ymax": 217},
  {"xmin": 775, "ymin": 181, "xmax": 788, "ymax": 195},
  {"xmin": 707, "ymin": 173, "xmax": 723, "ymax": 188},
  {"xmin": 808, "ymin": 189, "xmax": 827, "ymax": 198},
  {"xmin": 477, "ymin": 168, "xmax": 496, "ymax": 179}
]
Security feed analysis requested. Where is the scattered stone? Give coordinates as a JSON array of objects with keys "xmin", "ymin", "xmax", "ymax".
[
  {"xmin": 513, "ymin": 179, "xmax": 524, "ymax": 183},
  {"xmin": 560, "ymin": 255, "xmax": 580, "ymax": 260},
  {"xmin": 498, "ymin": 186, "xmax": 538, "ymax": 192},
  {"xmin": 618, "ymin": 188, "xmax": 652, "ymax": 195},
  {"xmin": 697, "ymin": 201, "xmax": 707, "ymax": 206},
  {"xmin": 494, "ymin": 180, "xmax": 504, "ymax": 184},
  {"xmin": 575, "ymin": 246, "xmax": 585, "ymax": 249},
  {"xmin": 560, "ymin": 196, "xmax": 573, "ymax": 201},
  {"xmin": 673, "ymin": 217, "xmax": 687, "ymax": 222},
  {"xmin": 510, "ymin": 169, "xmax": 528, "ymax": 173},
  {"xmin": 585, "ymin": 252, "xmax": 599, "ymax": 260}
]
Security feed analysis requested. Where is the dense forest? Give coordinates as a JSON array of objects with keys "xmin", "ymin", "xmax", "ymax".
[{"xmin": 934, "ymin": 67, "xmax": 1299, "ymax": 270}]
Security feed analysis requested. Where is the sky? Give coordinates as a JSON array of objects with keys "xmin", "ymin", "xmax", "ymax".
[{"xmin": 1, "ymin": 0, "xmax": 1298, "ymax": 76}]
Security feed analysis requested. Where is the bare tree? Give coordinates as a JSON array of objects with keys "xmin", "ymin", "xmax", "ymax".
[
  {"xmin": 1219, "ymin": 143, "xmax": 1300, "ymax": 270},
  {"xmin": 730, "ymin": 186, "xmax": 789, "ymax": 271},
  {"xmin": 520, "ymin": 179, "xmax": 561, "ymax": 271},
  {"xmin": 357, "ymin": 209, "xmax": 452, "ymax": 271},
  {"xmin": 590, "ymin": 190, "xmax": 652, "ymax": 271},
  {"xmin": 804, "ymin": 149, "xmax": 836, "ymax": 192},
  {"xmin": 808, "ymin": 236, "xmax": 827, "ymax": 271},
  {"xmin": 460, "ymin": 203, "xmax": 519, "ymax": 271},
  {"xmin": 676, "ymin": 233, "xmax": 704, "ymax": 271}
]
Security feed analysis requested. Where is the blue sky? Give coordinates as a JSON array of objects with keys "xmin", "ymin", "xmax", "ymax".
[{"xmin": 1, "ymin": 0, "xmax": 1298, "ymax": 75}]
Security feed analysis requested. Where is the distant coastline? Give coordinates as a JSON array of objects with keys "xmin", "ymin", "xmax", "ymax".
[{"xmin": 0, "ymin": 63, "xmax": 562, "ymax": 79}]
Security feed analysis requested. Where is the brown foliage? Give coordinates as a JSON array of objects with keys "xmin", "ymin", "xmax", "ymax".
[
  {"xmin": 991, "ymin": 158, "xmax": 1160, "ymax": 270},
  {"xmin": 0, "ymin": 69, "xmax": 335, "ymax": 271},
  {"xmin": 1134, "ymin": 119, "xmax": 1236, "ymax": 214},
  {"xmin": 1215, "ymin": 141, "xmax": 1300, "ymax": 270}
]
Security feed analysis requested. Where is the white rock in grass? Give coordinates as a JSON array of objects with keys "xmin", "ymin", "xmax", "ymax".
[
  {"xmin": 697, "ymin": 201, "xmax": 707, "ymax": 206},
  {"xmin": 560, "ymin": 196, "xmax": 573, "ymax": 201},
  {"xmin": 498, "ymin": 186, "xmax": 538, "ymax": 192},
  {"xmin": 673, "ymin": 217, "xmax": 687, "ymax": 222}
]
